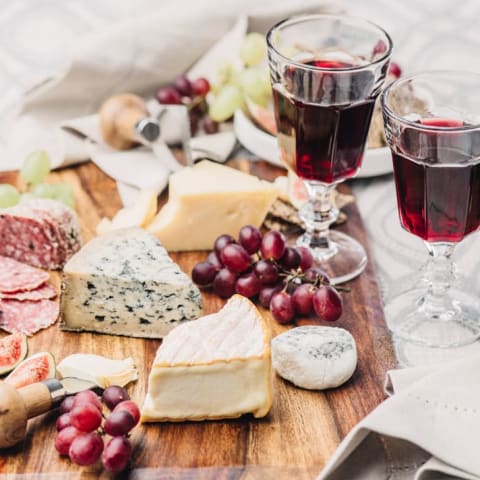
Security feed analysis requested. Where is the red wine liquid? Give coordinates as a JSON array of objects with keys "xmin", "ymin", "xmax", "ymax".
[
  {"xmin": 273, "ymin": 59, "xmax": 376, "ymax": 183},
  {"xmin": 392, "ymin": 118, "xmax": 480, "ymax": 242}
]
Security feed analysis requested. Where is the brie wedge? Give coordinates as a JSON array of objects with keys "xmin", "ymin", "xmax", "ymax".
[{"xmin": 141, "ymin": 295, "xmax": 273, "ymax": 422}]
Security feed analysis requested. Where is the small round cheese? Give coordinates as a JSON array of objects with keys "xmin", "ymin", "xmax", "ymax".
[{"xmin": 271, "ymin": 326, "xmax": 357, "ymax": 390}]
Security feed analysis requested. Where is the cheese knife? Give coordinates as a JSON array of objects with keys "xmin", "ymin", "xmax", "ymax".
[{"xmin": 0, "ymin": 377, "xmax": 98, "ymax": 449}]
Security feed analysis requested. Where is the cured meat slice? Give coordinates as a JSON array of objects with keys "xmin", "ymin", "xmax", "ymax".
[
  {"xmin": 0, "ymin": 198, "xmax": 82, "ymax": 270},
  {"xmin": 0, "ymin": 299, "xmax": 59, "ymax": 335},
  {"xmin": 0, "ymin": 256, "xmax": 50, "ymax": 293},
  {"xmin": 0, "ymin": 283, "xmax": 57, "ymax": 301}
]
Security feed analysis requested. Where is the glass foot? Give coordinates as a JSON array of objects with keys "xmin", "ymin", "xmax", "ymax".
[
  {"xmin": 385, "ymin": 286, "xmax": 480, "ymax": 348},
  {"xmin": 297, "ymin": 230, "xmax": 367, "ymax": 285}
]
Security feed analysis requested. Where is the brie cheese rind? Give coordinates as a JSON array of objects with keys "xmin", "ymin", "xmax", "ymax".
[{"xmin": 141, "ymin": 295, "xmax": 273, "ymax": 422}]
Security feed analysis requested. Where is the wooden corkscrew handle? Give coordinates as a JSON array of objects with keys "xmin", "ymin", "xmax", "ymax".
[
  {"xmin": 99, "ymin": 93, "xmax": 152, "ymax": 150},
  {"xmin": 0, "ymin": 381, "xmax": 52, "ymax": 448}
]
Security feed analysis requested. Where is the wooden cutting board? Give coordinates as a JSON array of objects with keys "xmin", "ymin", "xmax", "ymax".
[{"xmin": 0, "ymin": 160, "xmax": 396, "ymax": 479}]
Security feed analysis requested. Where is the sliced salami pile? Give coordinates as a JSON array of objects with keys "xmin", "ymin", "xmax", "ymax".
[
  {"xmin": 0, "ymin": 198, "xmax": 82, "ymax": 270},
  {"xmin": 0, "ymin": 256, "xmax": 59, "ymax": 335}
]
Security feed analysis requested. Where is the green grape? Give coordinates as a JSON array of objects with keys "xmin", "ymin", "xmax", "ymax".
[
  {"xmin": 209, "ymin": 85, "xmax": 244, "ymax": 122},
  {"xmin": 32, "ymin": 183, "xmax": 56, "ymax": 199},
  {"xmin": 240, "ymin": 33, "xmax": 267, "ymax": 67},
  {"xmin": 259, "ymin": 67, "xmax": 272, "ymax": 97},
  {"xmin": 0, "ymin": 184, "xmax": 20, "ymax": 208},
  {"xmin": 20, "ymin": 150, "xmax": 51, "ymax": 185},
  {"xmin": 32, "ymin": 183, "xmax": 75, "ymax": 209},
  {"xmin": 21, "ymin": 192, "xmax": 35, "ymax": 202},
  {"xmin": 239, "ymin": 68, "xmax": 269, "ymax": 106},
  {"xmin": 217, "ymin": 61, "xmax": 235, "ymax": 86}
]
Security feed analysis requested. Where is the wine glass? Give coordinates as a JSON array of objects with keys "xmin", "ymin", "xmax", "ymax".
[
  {"xmin": 382, "ymin": 71, "xmax": 480, "ymax": 347},
  {"xmin": 266, "ymin": 14, "xmax": 392, "ymax": 284}
]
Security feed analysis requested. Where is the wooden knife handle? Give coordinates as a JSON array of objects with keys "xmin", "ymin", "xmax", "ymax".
[
  {"xmin": 18, "ymin": 382, "xmax": 53, "ymax": 418},
  {"xmin": 0, "ymin": 381, "xmax": 28, "ymax": 448},
  {"xmin": 99, "ymin": 93, "xmax": 149, "ymax": 150}
]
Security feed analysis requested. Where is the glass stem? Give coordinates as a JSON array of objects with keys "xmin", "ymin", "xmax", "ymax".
[
  {"xmin": 298, "ymin": 182, "xmax": 338, "ymax": 252},
  {"xmin": 420, "ymin": 242, "xmax": 457, "ymax": 317}
]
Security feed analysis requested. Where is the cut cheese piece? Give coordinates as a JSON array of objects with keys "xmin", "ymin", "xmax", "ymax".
[
  {"xmin": 57, "ymin": 354, "xmax": 138, "ymax": 388},
  {"xmin": 141, "ymin": 294, "xmax": 272, "ymax": 422},
  {"xmin": 60, "ymin": 228, "xmax": 202, "ymax": 338},
  {"xmin": 146, "ymin": 160, "xmax": 278, "ymax": 251},
  {"xmin": 95, "ymin": 189, "xmax": 157, "ymax": 235}
]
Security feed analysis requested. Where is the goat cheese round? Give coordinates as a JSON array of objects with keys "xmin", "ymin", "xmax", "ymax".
[{"xmin": 271, "ymin": 326, "xmax": 357, "ymax": 390}]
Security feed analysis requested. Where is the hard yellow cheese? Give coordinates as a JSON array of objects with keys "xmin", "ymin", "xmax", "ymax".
[
  {"xmin": 141, "ymin": 295, "xmax": 273, "ymax": 422},
  {"xmin": 146, "ymin": 160, "xmax": 278, "ymax": 251}
]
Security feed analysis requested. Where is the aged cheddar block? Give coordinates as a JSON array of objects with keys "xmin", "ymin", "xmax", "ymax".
[
  {"xmin": 141, "ymin": 295, "xmax": 273, "ymax": 422},
  {"xmin": 60, "ymin": 228, "xmax": 202, "ymax": 338},
  {"xmin": 146, "ymin": 160, "xmax": 278, "ymax": 251}
]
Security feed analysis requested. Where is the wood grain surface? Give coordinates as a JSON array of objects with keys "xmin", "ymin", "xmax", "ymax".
[{"xmin": 0, "ymin": 160, "xmax": 396, "ymax": 479}]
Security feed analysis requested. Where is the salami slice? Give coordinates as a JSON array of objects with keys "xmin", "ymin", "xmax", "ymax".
[
  {"xmin": 0, "ymin": 283, "xmax": 57, "ymax": 301},
  {"xmin": 0, "ymin": 299, "xmax": 59, "ymax": 335},
  {"xmin": 0, "ymin": 256, "xmax": 50, "ymax": 293}
]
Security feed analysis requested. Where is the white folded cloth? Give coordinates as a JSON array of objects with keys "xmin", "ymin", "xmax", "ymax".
[
  {"xmin": 2, "ymin": 0, "xmax": 335, "ymax": 205},
  {"xmin": 318, "ymin": 353, "xmax": 480, "ymax": 480}
]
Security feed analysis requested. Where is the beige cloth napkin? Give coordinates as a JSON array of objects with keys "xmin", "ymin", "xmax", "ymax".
[
  {"xmin": 2, "ymin": 0, "xmax": 335, "ymax": 205},
  {"xmin": 317, "ymin": 353, "xmax": 480, "ymax": 480}
]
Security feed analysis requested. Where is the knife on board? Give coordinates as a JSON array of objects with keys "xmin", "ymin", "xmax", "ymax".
[{"xmin": 0, "ymin": 377, "xmax": 98, "ymax": 449}]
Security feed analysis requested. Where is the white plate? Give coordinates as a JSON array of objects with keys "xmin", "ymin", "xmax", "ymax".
[{"xmin": 233, "ymin": 109, "xmax": 393, "ymax": 178}]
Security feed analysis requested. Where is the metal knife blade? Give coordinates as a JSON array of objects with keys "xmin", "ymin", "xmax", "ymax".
[{"xmin": 43, "ymin": 377, "xmax": 99, "ymax": 405}]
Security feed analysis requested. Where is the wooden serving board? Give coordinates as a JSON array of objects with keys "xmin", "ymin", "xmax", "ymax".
[{"xmin": 0, "ymin": 160, "xmax": 396, "ymax": 479}]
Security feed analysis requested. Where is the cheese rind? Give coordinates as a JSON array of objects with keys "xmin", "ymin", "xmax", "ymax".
[
  {"xmin": 141, "ymin": 295, "xmax": 272, "ymax": 422},
  {"xmin": 147, "ymin": 160, "xmax": 278, "ymax": 251},
  {"xmin": 60, "ymin": 228, "xmax": 202, "ymax": 339}
]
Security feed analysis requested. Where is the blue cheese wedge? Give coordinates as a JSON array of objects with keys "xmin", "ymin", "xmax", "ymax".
[
  {"xmin": 60, "ymin": 228, "xmax": 202, "ymax": 338},
  {"xmin": 271, "ymin": 326, "xmax": 357, "ymax": 390},
  {"xmin": 141, "ymin": 295, "xmax": 273, "ymax": 422}
]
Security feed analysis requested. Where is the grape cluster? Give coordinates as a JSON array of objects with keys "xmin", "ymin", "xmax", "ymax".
[
  {"xmin": 192, "ymin": 226, "xmax": 344, "ymax": 324},
  {"xmin": 54, "ymin": 386, "xmax": 140, "ymax": 473},
  {"xmin": 155, "ymin": 75, "xmax": 219, "ymax": 136},
  {"xmin": 0, "ymin": 150, "xmax": 75, "ymax": 210}
]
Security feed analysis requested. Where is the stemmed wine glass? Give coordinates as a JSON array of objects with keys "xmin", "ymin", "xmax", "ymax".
[
  {"xmin": 382, "ymin": 71, "xmax": 480, "ymax": 347},
  {"xmin": 266, "ymin": 14, "xmax": 392, "ymax": 284}
]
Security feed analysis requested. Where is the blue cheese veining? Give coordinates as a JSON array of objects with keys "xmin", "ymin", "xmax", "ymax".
[{"xmin": 60, "ymin": 228, "xmax": 202, "ymax": 338}]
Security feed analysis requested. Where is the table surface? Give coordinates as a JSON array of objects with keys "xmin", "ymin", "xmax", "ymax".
[{"xmin": 0, "ymin": 159, "xmax": 396, "ymax": 479}]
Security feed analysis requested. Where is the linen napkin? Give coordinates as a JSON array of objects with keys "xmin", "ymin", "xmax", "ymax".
[
  {"xmin": 317, "ymin": 353, "xmax": 480, "ymax": 480},
  {"xmin": 2, "ymin": 0, "xmax": 336, "ymax": 205}
]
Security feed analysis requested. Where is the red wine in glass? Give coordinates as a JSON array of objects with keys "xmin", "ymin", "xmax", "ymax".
[
  {"xmin": 392, "ymin": 118, "xmax": 480, "ymax": 242},
  {"xmin": 272, "ymin": 59, "xmax": 376, "ymax": 183}
]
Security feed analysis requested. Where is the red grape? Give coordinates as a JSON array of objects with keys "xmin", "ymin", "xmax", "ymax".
[
  {"xmin": 239, "ymin": 225, "xmax": 262, "ymax": 254},
  {"xmin": 214, "ymin": 234, "xmax": 236, "ymax": 256},
  {"xmin": 192, "ymin": 261, "xmax": 217, "ymax": 286},
  {"xmin": 212, "ymin": 268, "xmax": 237, "ymax": 298},
  {"xmin": 113, "ymin": 400, "xmax": 141, "ymax": 425},
  {"xmin": 70, "ymin": 404, "xmax": 103, "ymax": 432},
  {"xmin": 102, "ymin": 436, "xmax": 132, "ymax": 473},
  {"xmin": 270, "ymin": 291, "xmax": 295, "ymax": 324},
  {"xmin": 236, "ymin": 271, "xmax": 261, "ymax": 298},
  {"xmin": 102, "ymin": 386, "xmax": 130, "ymax": 410},
  {"xmin": 291, "ymin": 284, "xmax": 315, "ymax": 315},
  {"xmin": 73, "ymin": 390, "xmax": 102, "ymax": 411},
  {"xmin": 313, "ymin": 286, "xmax": 343, "ymax": 322},
  {"xmin": 104, "ymin": 410, "xmax": 136, "ymax": 436},
  {"xmin": 155, "ymin": 87, "xmax": 182, "ymax": 105},
  {"xmin": 173, "ymin": 75, "xmax": 193, "ymax": 97},
  {"xmin": 254, "ymin": 260, "xmax": 279, "ymax": 285},
  {"xmin": 220, "ymin": 244, "xmax": 251, "ymax": 273},
  {"xmin": 388, "ymin": 62, "xmax": 402, "ymax": 78},
  {"xmin": 261, "ymin": 231, "xmax": 286, "ymax": 260},
  {"xmin": 69, "ymin": 432, "xmax": 104, "ymax": 466},
  {"xmin": 280, "ymin": 247, "xmax": 301, "ymax": 269},
  {"xmin": 60, "ymin": 396, "xmax": 75, "ymax": 414},
  {"xmin": 55, "ymin": 426, "xmax": 82, "ymax": 456},
  {"xmin": 304, "ymin": 267, "xmax": 330, "ymax": 285},
  {"xmin": 202, "ymin": 115, "xmax": 219, "ymax": 134},
  {"xmin": 259, "ymin": 284, "xmax": 283, "ymax": 308},
  {"xmin": 192, "ymin": 77, "xmax": 210, "ymax": 96},
  {"xmin": 56, "ymin": 413, "xmax": 72, "ymax": 432},
  {"xmin": 207, "ymin": 250, "xmax": 223, "ymax": 270},
  {"xmin": 297, "ymin": 246, "xmax": 314, "ymax": 271}
]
